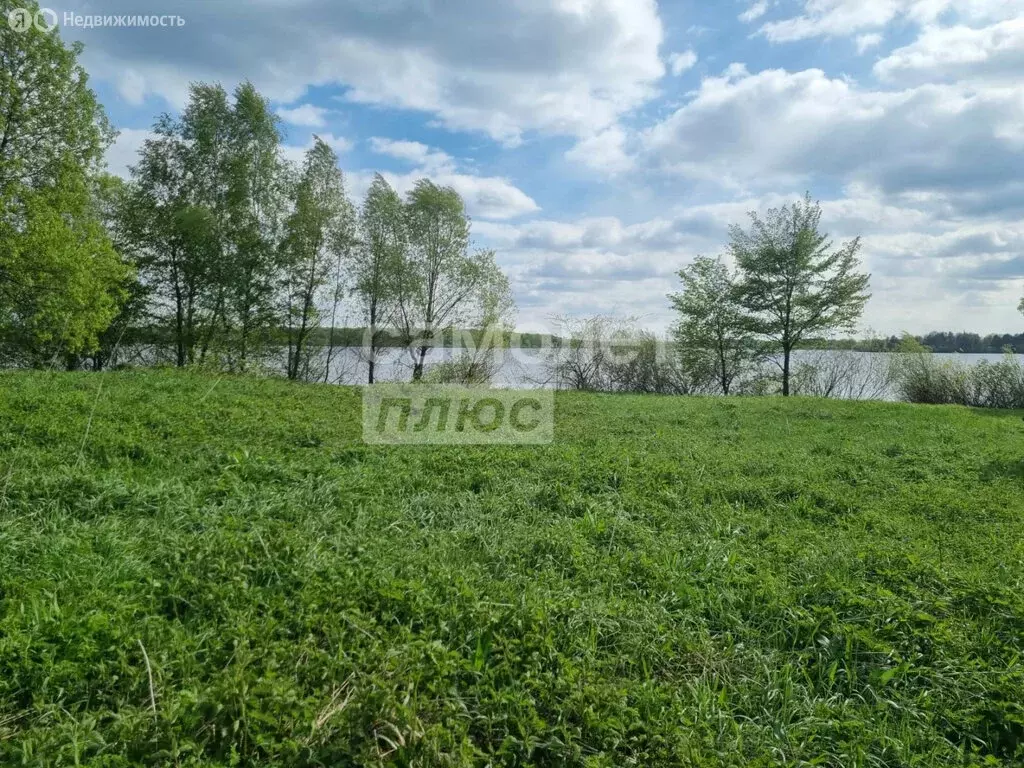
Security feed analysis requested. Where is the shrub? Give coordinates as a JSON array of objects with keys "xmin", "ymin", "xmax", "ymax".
[
  {"xmin": 789, "ymin": 350, "xmax": 894, "ymax": 400},
  {"xmin": 424, "ymin": 351, "xmax": 498, "ymax": 386},
  {"xmin": 890, "ymin": 340, "xmax": 1024, "ymax": 408},
  {"xmin": 607, "ymin": 333, "xmax": 708, "ymax": 395}
]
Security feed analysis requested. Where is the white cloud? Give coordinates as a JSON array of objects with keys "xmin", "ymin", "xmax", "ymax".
[
  {"xmin": 668, "ymin": 50, "xmax": 699, "ymax": 75},
  {"xmin": 365, "ymin": 138, "xmax": 539, "ymax": 220},
  {"xmin": 116, "ymin": 69, "xmax": 147, "ymax": 106},
  {"xmin": 104, "ymin": 127, "xmax": 154, "ymax": 178},
  {"xmin": 640, "ymin": 65, "xmax": 1024, "ymax": 198},
  {"xmin": 434, "ymin": 175, "xmax": 541, "ymax": 221},
  {"xmin": 351, "ymin": 170, "xmax": 540, "ymax": 222},
  {"xmin": 85, "ymin": 1, "xmax": 1024, "ymax": 332},
  {"xmin": 723, "ymin": 62, "xmax": 751, "ymax": 79},
  {"xmin": 564, "ymin": 126, "xmax": 634, "ymax": 174},
  {"xmin": 63, "ymin": 0, "xmax": 665, "ymax": 145},
  {"xmin": 740, "ymin": 1, "xmax": 770, "ymax": 23},
  {"xmin": 759, "ymin": 0, "xmax": 1020, "ymax": 43},
  {"xmin": 276, "ymin": 104, "xmax": 329, "ymax": 128},
  {"xmin": 856, "ymin": 33, "xmax": 884, "ymax": 52},
  {"xmin": 369, "ymin": 138, "xmax": 454, "ymax": 173},
  {"xmin": 874, "ymin": 16, "xmax": 1024, "ymax": 83},
  {"xmin": 476, "ymin": 190, "xmax": 1024, "ymax": 332}
]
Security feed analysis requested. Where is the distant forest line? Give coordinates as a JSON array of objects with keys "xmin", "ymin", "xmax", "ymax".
[
  {"xmin": 812, "ymin": 332, "xmax": 1024, "ymax": 354},
  {"xmin": 105, "ymin": 327, "xmax": 1024, "ymax": 354}
]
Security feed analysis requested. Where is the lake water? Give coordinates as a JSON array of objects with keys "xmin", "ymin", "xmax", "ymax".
[{"xmin": 107, "ymin": 345, "xmax": 1024, "ymax": 402}]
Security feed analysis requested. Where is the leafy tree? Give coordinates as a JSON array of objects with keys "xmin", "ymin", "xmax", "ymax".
[
  {"xmin": 0, "ymin": 0, "xmax": 112, "ymax": 199},
  {"xmin": 0, "ymin": 162, "xmax": 128, "ymax": 365},
  {"xmin": 125, "ymin": 82, "xmax": 288, "ymax": 370},
  {"xmin": 350, "ymin": 174, "xmax": 405, "ymax": 383},
  {"xmin": 222, "ymin": 82, "xmax": 288, "ymax": 371},
  {"xmin": 177, "ymin": 84, "xmax": 233, "ymax": 364},
  {"xmin": 87, "ymin": 173, "xmax": 150, "ymax": 370},
  {"xmin": 0, "ymin": 0, "xmax": 126, "ymax": 365},
  {"xmin": 281, "ymin": 137, "xmax": 354, "ymax": 381},
  {"xmin": 399, "ymin": 180, "xmax": 514, "ymax": 380},
  {"xmin": 669, "ymin": 256, "xmax": 758, "ymax": 395},
  {"xmin": 125, "ymin": 112, "xmax": 218, "ymax": 367},
  {"xmin": 732, "ymin": 194, "xmax": 870, "ymax": 396}
]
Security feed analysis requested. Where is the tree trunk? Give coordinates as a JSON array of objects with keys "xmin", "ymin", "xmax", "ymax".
[
  {"xmin": 718, "ymin": 337, "xmax": 729, "ymax": 396},
  {"xmin": 412, "ymin": 346, "xmax": 427, "ymax": 381},
  {"xmin": 174, "ymin": 282, "xmax": 186, "ymax": 368},
  {"xmin": 782, "ymin": 347, "xmax": 791, "ymax": 397},
  {"xmin": 367, "ymin": 303, "xmax": 378, "ymax": 385}
]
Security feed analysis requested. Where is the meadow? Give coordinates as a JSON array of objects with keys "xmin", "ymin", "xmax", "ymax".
[{"xmin": 1, "ymin": 369, "xmax": 1023, "ymax": 766}]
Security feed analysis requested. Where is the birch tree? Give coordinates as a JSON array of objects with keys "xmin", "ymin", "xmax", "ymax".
[
  {"xmin": 669, "ymin": 256, "xmax": 758, "ymax": 395},
  {"xmin": 281, "ymin": 137, "xmax": 354, "ymax": 381},
  {"xmin": 350, "ymin": 174, "xmax": 405, "ymax": 383},
  {"xmin": 399, "ymin": 180, "xmax": 512, "ymax": 381}
]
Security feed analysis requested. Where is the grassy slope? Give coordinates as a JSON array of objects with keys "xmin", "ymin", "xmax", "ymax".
[{"xmin": 1, "ymin": 370, "xmax": 1023, "ymax": 767}]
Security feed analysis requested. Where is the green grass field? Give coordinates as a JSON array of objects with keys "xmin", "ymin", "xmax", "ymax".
[{"xmin": 1, "ymin": 370, "xmax": 1023, "ymax": 766}]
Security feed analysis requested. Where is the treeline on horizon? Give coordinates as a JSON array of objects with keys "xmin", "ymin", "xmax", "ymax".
[
  {"xmin": 103, "ymin": 325, "xmax": 1024, "ymax": 355},
  {"xmin": 815, "ymin": 332, "xmax": 1024, "ymax": 354}
]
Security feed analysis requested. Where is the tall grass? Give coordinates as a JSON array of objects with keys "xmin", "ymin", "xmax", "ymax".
[
  {"xmin": 1, "ymin": 370, "xmax": 1024, "ymax": 765},
  {"xmin": 890, "ymin": 341, "xmax": 1024, "ymax": 408}
]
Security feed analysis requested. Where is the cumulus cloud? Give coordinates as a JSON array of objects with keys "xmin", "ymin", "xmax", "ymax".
[
  {"xmin": 874, "ymin": 17, "xmax": 1024, "ymax": 83},
  {"xmin": 478, "ymin": 189, "xmax": 1024, "ymax": 332},
  {"xmin": 60, "ymin": 0, "xmax": 664, "ymax": 145},
  {"xmin": 564, "ymin": 126, "xmax": 634, "ymax": 174},
  {"xmin": 364, "ymin": 138, "xmax": 539, "ymax": 220},
  {"xmin": 668, "ymin": 50, "xmax": 699, "ymax": 75},
  {"xmin": 856, "ymin": 33, "xmax": 884, "ymax": 52},
  {"xmin": 276, "ymin": 104, "xmax": 329, "ymax": 128},
  {"xmin": 740, "ymin": 1, "xmax": 770, "ymax": 23},
  {"xmin": 640, "ymin": 65, "xmax": 1024, "ymax": 205},
  {"xmin": 759, "ymin": 0, "xmax": 1019, "ymax": 43},
  {"xmin": 369, "ymin": 138, "xmax": 454, "ymax": 173},
  {"xmin": 84, "ymin": 0, "xmax": 1024, "ymax": 333}
]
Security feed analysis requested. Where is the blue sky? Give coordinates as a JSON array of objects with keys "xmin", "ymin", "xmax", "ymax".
[{"xmin": 55, "ymin": 0, "xmax": 1024, "ymax": 333}]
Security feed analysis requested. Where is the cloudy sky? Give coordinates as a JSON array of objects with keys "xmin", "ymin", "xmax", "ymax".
[{"xmin": 61, "ymin": 0, "xmax": 1024, "ymax": 334}]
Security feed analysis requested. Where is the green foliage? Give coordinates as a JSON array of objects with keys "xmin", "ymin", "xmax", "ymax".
[
  {"xmin": 281, "ymin": 137, "xmax": 355, "ymax": 382},
  {"xmin": 119, "ymin": 92, "xmax": 517, "ymax": 383},
  {"xmin": 88, "ymin": 174, "xmax": 152, "ymax": 370},
  {"xmin": 0, "ymin": 1, "xmax": 126, "ymax": 364},
  {"xmin": 732, "ymin": 194, "xmax": 871, "ymax": 396},
  {"xmin": 349, "ymin": 174, "xmax": 407, "ymax": 383},
  {"xmin": 125, "ymin": 82, "xmax": 290, "ymax": 371},
  {"xmin": 400, "ymin": 180, "xmax": 514, "ymax": 380},
  {"xmin": 424, "ymin": 351, "xmax": 498, "ymax": 386},
  {"xmin": 890, "ymin": 344, "xmax": 1024, "ymax": 408},
  {"xmin": 0, "ymin": 0, "xmax": 113, "ymax": 197},
  {"xmin": 2, "ymin": 370, "xmax": 1024, "ymax": 764},
  {"xmin": 669, "ymin": 256, "xmax": 760, "ymax": 395},
  {"xmin": 0, "ymin": 163, "xmax": 129, "ymax": 363},
  {"xmin": 222, "ymin": 83, "xmax": 290, "ymax": 371}
]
